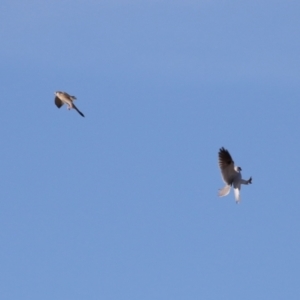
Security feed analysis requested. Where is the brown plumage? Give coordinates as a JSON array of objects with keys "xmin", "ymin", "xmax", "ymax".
[{"xmin": 54, "ymin": 91, "xmax": 84, "ymax": 117}]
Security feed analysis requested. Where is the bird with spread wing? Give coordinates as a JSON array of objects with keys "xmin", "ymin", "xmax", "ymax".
[
  {"xmin": 218, "ymin": 147, "xmax": 252, "ymax": 203},
  {"xmin": 54, "ymin": 91, "xmax": 85, "ymax": 117}
]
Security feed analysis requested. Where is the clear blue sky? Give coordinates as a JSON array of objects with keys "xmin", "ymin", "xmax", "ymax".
[{"xmin": 1, "ymin": 1, "xmax": 300, "ymax": 299}]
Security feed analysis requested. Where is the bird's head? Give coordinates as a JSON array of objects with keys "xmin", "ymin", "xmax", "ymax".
[{"xmin": 235, "ymin": 166, "xmax": 242, "ymax": 172}]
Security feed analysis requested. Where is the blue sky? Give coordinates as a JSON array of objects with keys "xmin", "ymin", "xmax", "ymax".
[{"xmin": 1, "ymin": 1, "xmax": 300, "ymax": 299}]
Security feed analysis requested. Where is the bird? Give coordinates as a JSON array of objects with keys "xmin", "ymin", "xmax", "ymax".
[
  {"xmin": 218, "ymin": 147, "xmax": 252, "ymax": 203},
  {"xmin": 54, "ymin": 91, "xmax": 85, "ymax": 117}
]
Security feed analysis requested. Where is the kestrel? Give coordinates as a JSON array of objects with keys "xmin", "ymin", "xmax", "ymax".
[{"xmin": 54, "ymin": 91, "xmax": 85, "ymax": 117}]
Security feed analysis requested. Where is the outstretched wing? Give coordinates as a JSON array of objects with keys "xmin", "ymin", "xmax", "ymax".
[
  {"xmin": 218, "ymin": 147, "xmax": 237, "ymax": 185},
  {"xmin": 55, "ymin": 96, "xmax": 64, "ymax": 108},
  {"xmin": 62, "ymin": 92, "xmax": 76, "ymax": 100},
  {"xmin": 56, "ymin": 91, "xmax": 76, "ymax": 101}
]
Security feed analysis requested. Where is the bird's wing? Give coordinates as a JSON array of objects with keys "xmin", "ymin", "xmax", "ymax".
[
  {"xmin": 218, "ymin": 147, "xmax": 238, "ymax": 185},
  {"xmin": 60, "ymin": 91, "xmax": 72, "ymax": 98},
  {"xmin": 56, "ymin": 92, "xmax": 75, "ymax": 103},
  {"xmin": 55, "ymin": 96, "xmax": 64, "ymax": 108}
]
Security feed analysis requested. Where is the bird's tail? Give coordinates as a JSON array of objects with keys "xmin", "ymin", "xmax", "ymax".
[
  {"xmin": 218, "ymin": 185, "xmax": 231, "ymax": 197},
  {"xmin": 73, "ymin": 104, "xmax": 85, "ymax": 117},
  {"xmin": 233, "ymin": 187, "xmax": 241, "ymax": 203}
]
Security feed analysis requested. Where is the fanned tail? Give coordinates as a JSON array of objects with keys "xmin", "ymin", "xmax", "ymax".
[{"xmin": 218, "ymin": 185, "xmax": 231, "ymax": 197}]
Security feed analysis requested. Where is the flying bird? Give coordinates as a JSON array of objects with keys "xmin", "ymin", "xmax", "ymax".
[
  {"xmin": 54, "ymin": 91, "xmax": 85, "ymax": 117},
  {"xmin": 218, "ymin": 147, "xmax": 252, "ymax": 203}
]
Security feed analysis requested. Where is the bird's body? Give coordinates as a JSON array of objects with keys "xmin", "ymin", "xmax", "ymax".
[
  {"xmin": 218, "ymin": 147, "xmax": 252, "ymax": 203},
  {"xmin": 54, "ymin": 91, "xmax": 85, "ymax": 117}
]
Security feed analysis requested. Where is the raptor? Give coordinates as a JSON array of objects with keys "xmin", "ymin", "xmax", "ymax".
[
  {"xmin": 218, "ymin": 147, "xmax": 252, "ymax": 203},
  {"xmin": 54, "ymin": 91, "xmax": 85, "ymax": 117}
]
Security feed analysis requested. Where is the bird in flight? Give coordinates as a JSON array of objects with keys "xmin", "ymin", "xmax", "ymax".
[
  {"xmin": 54, "ymin": 91, "xmax": 85, "ymax": 117},
  {"xmin": 218, "ymin": 147, "xmax": 252, "ymax": 203}
]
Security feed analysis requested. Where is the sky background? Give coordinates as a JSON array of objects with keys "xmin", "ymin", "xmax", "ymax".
[{"xmin": 1, "ymin": 1, "xmax": 300, "ymax": 299}]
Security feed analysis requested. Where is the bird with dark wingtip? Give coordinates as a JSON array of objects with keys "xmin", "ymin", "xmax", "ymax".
[
  {"xmin": 54, "ymin": 91, "xmax": 85, "ymax": 117},
  {"xmin": 218, "ymin": 147, "xmax": 252, "ymax": 203}
]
